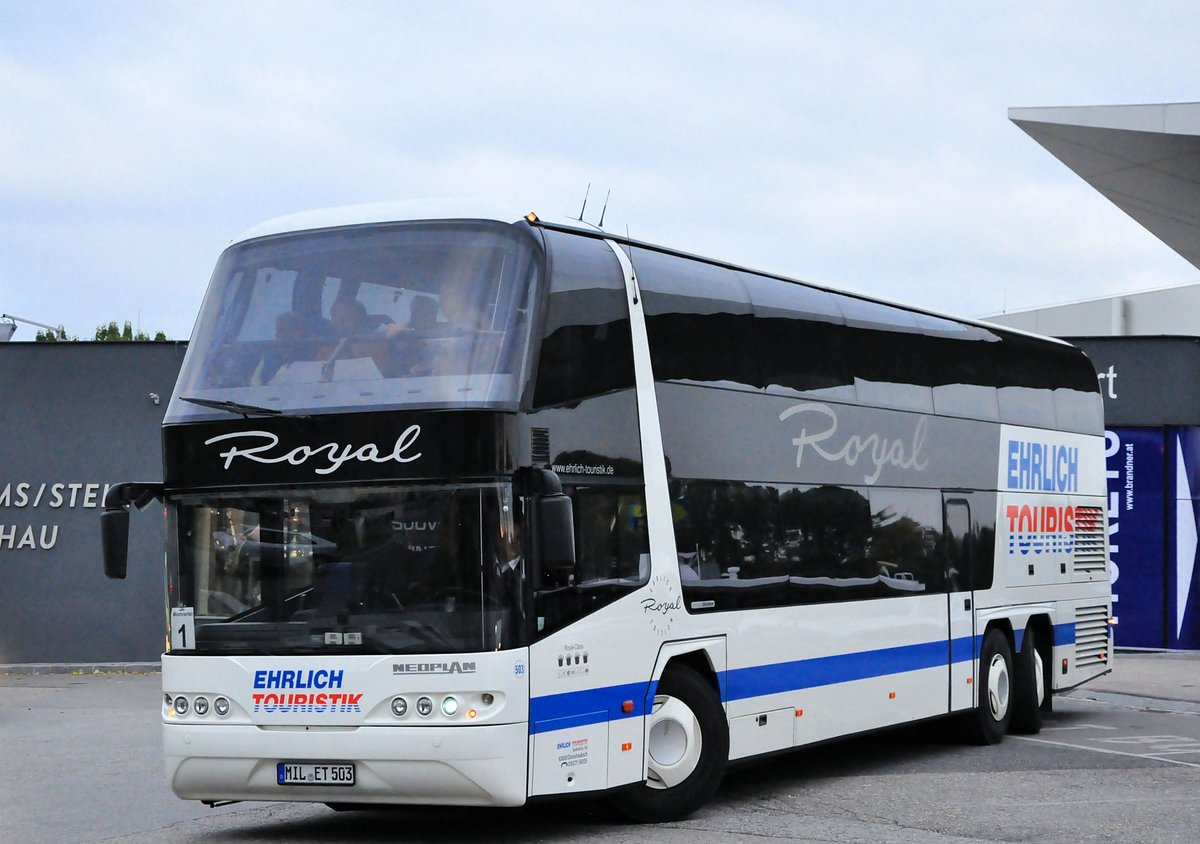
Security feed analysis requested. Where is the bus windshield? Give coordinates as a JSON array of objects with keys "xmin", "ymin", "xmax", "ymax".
[
  {"xmin": 167, "ymin": 220, "xmax": 541, "ymax": 421},
  {"xmin": 171, "ymin": 482, "xmax": 525, "ymax": 655}
]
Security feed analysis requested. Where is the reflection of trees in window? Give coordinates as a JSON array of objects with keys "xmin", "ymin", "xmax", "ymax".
[
  {"xmin": 573, "ymin": 488, "xmax": 649, "ymax": 583},
  {"xmin": 676, "ymin": 480, "xmax": 952, "ymax": 611},
  {"xmin": 671, "ymin": 481, "xmax": 782, "ymax": 580},
  {"xmin": 780, "ymin": 485, "xmax": 872, "ymax": 579},
  {"xmin": 867, "ymin": 489, "xmax": 945, "ymax": 592}
]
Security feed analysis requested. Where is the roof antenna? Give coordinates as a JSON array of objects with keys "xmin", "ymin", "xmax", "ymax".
[
  {"xmin": 598, "ymin": 190, "xmax": 611, "ymax": 228},
  {"xmin": 577, "ymin": 183, "xmax": 591, "ymax": 221}
]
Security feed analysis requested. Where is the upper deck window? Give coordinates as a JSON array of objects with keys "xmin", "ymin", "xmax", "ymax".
[{"xmin": 167, "ymin": 220, "xmax": 542, "ymax": 422}]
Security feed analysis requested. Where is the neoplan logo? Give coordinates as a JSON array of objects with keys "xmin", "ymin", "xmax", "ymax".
[{"xmin": 393, "ymin": 661, "xmax": 477, "ymax": 675}]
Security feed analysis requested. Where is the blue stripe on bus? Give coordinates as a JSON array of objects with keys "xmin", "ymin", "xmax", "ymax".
[
  {"xmin": 950, "ymin": 634, "xmax": 981, "ymax": 665},
  {"xmin": 725, "ymin": 639, "xmax": 964, "ymax": 703},
  {"xmin": 528, "ymin": 636, "xmax": 984, "ymax": 735},
  {"xmin": 528, "ymin": 624, "xmax": 1089, "ymax": 736},
  {"xmin": 529, "ymin": 680, "xmax": 654, "ymax": 734},
  {"xmin": 1053, "ymin": 622, "xmax": 1076, "ymax": 646}
]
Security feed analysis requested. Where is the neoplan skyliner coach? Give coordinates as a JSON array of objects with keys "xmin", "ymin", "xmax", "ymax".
[{"xmin": 102, "ymin": 201, "xmax": 1113, "ymax": 821}]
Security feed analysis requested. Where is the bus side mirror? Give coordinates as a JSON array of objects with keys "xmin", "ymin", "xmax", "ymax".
[
  {"xmin": 538, "ymin": 492, "xmax": 576, "ymax": 571},
  {"xmin": 514, "ymin": 467, "xmax": 576, "ymax": 573},
  {"xmin": 101, "ymin": 509, "xmax": 130, "ymax": 580},
  {"xmin": 101, "ymin": 482, "xmax": 164, "ymax": 581}
]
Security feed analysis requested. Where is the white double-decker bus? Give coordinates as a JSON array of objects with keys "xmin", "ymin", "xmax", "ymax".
[{"xmin": 102, "ymin": 202, "xmax": 1112, "ymax": 821}]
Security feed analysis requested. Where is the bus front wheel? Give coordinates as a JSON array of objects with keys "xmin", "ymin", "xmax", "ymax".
[
  {"xmin": 610, "ymin": 666, "xmax": 728, "ymax": 822},
  {"xmin": 967, "ymin": 628, "xmax": 1013, "ymax": 745}
]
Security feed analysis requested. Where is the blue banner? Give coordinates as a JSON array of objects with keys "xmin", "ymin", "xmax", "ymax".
[
  {"xmin": 1106, "ymin": 428, "xmax": 1165, "ymax": 648},
  {"xmin": 1169, "ymin": 428, "xmax": 1200, "ymax": 649}
]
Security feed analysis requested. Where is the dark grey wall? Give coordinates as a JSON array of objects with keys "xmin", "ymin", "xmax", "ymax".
[
  {"xmin": 0, "ymin": 342, "xmax": 186, "ymax": 664},
  {"xmin": 1068, "ymin": 336, "xmax": 1200, "ymax": 426}
]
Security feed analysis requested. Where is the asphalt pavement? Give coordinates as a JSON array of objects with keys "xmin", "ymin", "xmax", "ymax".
[
  {"xmin": 1065, "ymin": 648, "xmax": 1200, "ymax": 715},
  {"xmin": 2, "ymin": 649, "xmax": 1199, "ymax": 844}
]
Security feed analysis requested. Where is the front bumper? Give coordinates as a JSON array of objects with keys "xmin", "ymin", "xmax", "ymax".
[{"xmin": 165, "ymin": 721, "xmax": 529, "ymax": 806}]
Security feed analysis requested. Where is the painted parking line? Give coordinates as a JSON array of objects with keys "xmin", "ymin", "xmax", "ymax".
[
  {"xmin": 1040, "ymin": 723, "xmax": 1116, "ymax": 732},
  {"xmin": 1011, "ymin": 735, "xmax": 1200, "ymax": 768},
  {"xmin": 1090, "ymin": 735, "xmax": 1200, "ymax": 755}
]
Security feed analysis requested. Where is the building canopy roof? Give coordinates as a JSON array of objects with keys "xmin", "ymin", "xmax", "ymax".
[{"xmin": 1010, "ymin": 103, "xmax": 1200, "ymax": 274}]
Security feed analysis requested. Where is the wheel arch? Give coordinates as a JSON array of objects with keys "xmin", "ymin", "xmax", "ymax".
[
  {"xmin": 647, "ymin": 637, "xmax": 727, "ymax": 711},
  {"xmin": 981, "ymin": 616, "xmax": 1015, "ymax": 654}
]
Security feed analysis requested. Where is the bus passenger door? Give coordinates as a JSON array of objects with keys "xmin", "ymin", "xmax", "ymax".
[{"xmin": 943, "ymin": 496, "xmax": 975, "ymax": 713}]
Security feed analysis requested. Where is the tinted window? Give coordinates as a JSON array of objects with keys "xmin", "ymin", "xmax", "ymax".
[
  {"xmin": 168, "ymin": 221, "xmax": 542, "ymax": 420},
  {"xmin": 635, "ymin": 249, "xmax": 761, "ymax": 390},
  {"xmin": 837, "ymin": 297, "xmax": 934, "ymax": 412},
  {"xmin": 533, "ymin": 486, "xmax": 649, "ymax": 637},
  {"xmin": 741, "ymin": 273, "xmax": 854, "ymax": 398},
  {"xmin": 780, "ymin": 484, "xmax": 875, "ymax": 602},
  {"xmin": 867, "ymin": 488, "xmax": 945, "ymax": 593},
  {"xmin": 533, "ymin": 231, "xmax": 635, "ymax": 406},
  {"xmin": 993, "ymin": 334, "xmax": 1060, "ymax": 428},
  {"xmin": 674, "ymin": 480, "xmax": 788, "ymax": 610},
  {"xmin": 675, "ymin": 480, "xmax": 951, "ymax": 611}
]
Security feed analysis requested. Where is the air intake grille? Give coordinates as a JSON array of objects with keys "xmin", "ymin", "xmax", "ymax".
[
  {"xmin": 1073, "ymin": 506, "xmax": 1107, "ymax": 574},
  {"xmin": 1074, "ymin": 604, "xmax": 1110, "ymax": 667},
  {"xmin": 531, "ymin": 428, "xmax": 550, "ymax": 465}
]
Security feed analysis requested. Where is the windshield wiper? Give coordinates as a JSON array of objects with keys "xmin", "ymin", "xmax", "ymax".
[{"xmin": 181, "ymin": 396, "xmax": 284, "ymax": 417}]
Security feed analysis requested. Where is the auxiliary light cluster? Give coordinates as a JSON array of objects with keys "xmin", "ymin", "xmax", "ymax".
[
  {"xmin": 166, "ymin": 693, "xmax": 230, "ymax": 719},
  {"xmin": 390, "ymin": 691, "xmax": 496, "ymax": 721}
]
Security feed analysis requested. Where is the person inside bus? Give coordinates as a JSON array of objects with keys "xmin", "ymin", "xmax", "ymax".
[
  {"xmin": 488, "ymin": 506, "xmax": 526, "ymax": 638},
  {"xmin": 250, "ymin": 309, "xmax": 310, "ymax": 385},
  {"xmin": 321, "ymin": 295, "xmax": 398, "ymax": 378},
  {"xmin": 438, "ymin": 282, "xmax": 486, "ymax": 334},
  {"xmin": 368, "ymin": 296, "xmax": 436, "ymax": 377},
  {"xmin": 433, "ymin": 283, "xmax": 503, "ymax": 375}
]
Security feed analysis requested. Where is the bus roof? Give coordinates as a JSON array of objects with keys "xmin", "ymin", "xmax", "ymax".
[
  {"xmin": 230, "ymin": 199, "xmax": 595, "ymax": 246},
  {"xmin": 230, "ymin": 201, "xmax": 1071, "ymax": 350}
]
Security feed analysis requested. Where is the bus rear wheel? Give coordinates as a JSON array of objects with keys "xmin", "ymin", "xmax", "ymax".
[
  {"xmin": 966, "ymin": 627, "xmax": 1012, "ymax": 745},
  {"xmin": 610, "ymin": 666, "xmax": 728, "ymax": 823},
  {"xmin": 1010, "ymin": 625, "xmax": 1046, "ymax": 735}
]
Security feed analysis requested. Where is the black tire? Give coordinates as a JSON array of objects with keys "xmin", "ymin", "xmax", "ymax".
[
  {"xmin": 609, "ymin": 667, "xmax": 728, "ymax": 823},
  {"xmin": 966, "ymin": 628, "xmax": 1013, "ymax": 745},
  {"xmin": 1010, "ymin": 625, "xmax": 1046, "ymax": 735}
]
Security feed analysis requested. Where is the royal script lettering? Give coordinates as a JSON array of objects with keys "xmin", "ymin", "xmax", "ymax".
[
  {"xmin": 641, "ymin": 596, "xmax": 682, "ymax": 616},
  {"xmin": 205, "ymin": 426, "xmax": 422, "ymax": 475},
  {"xmin": 779, "ymin": 402, "xmax": 928, "ymax": 485}
]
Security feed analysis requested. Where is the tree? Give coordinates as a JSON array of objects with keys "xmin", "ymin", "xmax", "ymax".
[
  {"xmin": 29, "ymin": 320, "xmax": 169, "ymax": 341},
  {"xmin": 93, "ymin": 321, "xmax": 169, "ymax": 341}
]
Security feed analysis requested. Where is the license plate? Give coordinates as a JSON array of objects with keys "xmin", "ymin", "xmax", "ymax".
[{"xmin": 276, "ymin": 762, "xmax": 355, "ymax": 786}]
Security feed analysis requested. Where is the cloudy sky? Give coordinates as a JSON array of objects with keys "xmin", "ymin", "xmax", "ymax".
[{"xmin": 2, "ymin": 2, "xmax": 1199, "ymax": 341}]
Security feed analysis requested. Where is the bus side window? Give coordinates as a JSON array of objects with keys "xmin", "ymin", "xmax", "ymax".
[
  {"xmin": 635, "ymin": 248, "xmax": 762, "ymax": 391},
  {"xmin": 532, "ymin": 487, "xmax": 648, "ymax": 640},
  {"xmin": 534, "ymin": 231, "xmax": 635, "ymax": 406}
]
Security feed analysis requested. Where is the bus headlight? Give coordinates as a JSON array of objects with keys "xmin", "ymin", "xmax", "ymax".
[
  {"xmin": 174, "ymin": 696, "xmax": 189, "ymax": 715},
  {"xmin": 416, "ymin": 696, "xmax": 433, "ymax": 716},
  {"xmin": 391, "ymin": 697, "xmax": 408, "ymax": 717},
  {"xmin": 214, "ymin": 697, "xmax": 230, "ymax": 716},
  {"xmin": 441, "ymin": 696, "xmax": 459, "ymax": 717},
  {"xmin": 193, "ymin": 696, "xmax": 210, "ymax": 716}
]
